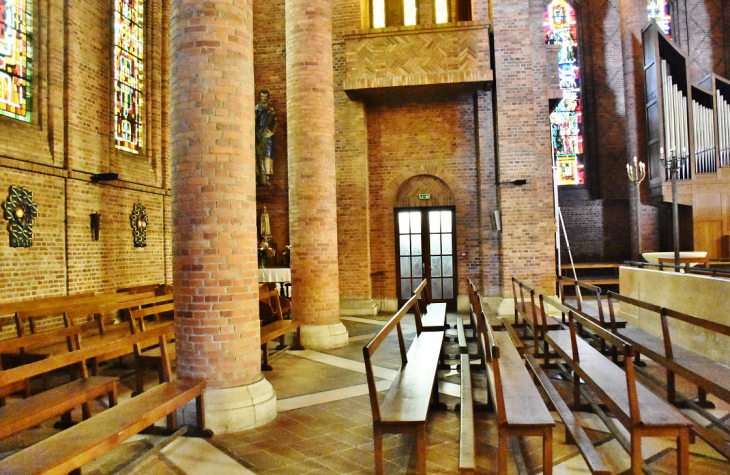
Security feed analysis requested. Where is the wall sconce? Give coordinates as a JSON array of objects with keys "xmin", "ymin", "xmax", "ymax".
[
  {"xmin": 498, "ymin": 179, "xmax": 528, "ymax": 186},
  {"xmin": 130, "ymin": 203, "xmax": 148, "ymax": 248},
  {"xmin": 3, "ymin": 186, "xmax": 39, "ymax": 247},
  {"xmin": 90, "ymin": 213, "xmax": 101, "ymax": 241}
]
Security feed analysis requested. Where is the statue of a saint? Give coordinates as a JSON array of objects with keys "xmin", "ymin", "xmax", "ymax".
[
  {"xmin": 260, "ymin": 206, "xmax": 271, "ymax": 241},
  {"xmin": 255, "ymin": 90, "xmax": 277, "ymax": 185}
]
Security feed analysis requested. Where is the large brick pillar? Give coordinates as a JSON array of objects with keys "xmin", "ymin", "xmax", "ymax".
[
  {"xmin": 619, "ymin": 0, "xmax": 650, "ymax": 259},
  {"xmin": 170, "ymin": 0, "xmax": 275, "ymax": 432},
  {"xmin": 492, "ymin": 0, "xmax": 556, "ymax": 310},
  {"xmin": 285, "ymin": 0, "xmax": 347, "ymax": 349}
]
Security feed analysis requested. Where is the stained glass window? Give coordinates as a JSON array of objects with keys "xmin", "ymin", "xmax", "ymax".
[
  {"xmin": 647, "ymin": 0, "xmax": 671, "ymax": 38},
  {"xmin": 114, "ymin": 0, "xmax": 144, "ymax": 154},
  {"xmin": 372, "ymin": 0, "xmax": 385, "ymax": 28},
  {"xmin": 545, "ymin": 0, "xmax": 584, "ymax": 186},
  {"xmin": 0, "ymin": 0, "xmax": 32, "ymax": 122},
  {"xmin": 435, "ymin": 0, "xmax": 449, "ymax": 24},
  {"xmin": 403, "ymin": 0, "xmax": 417, "ymax": 26}
]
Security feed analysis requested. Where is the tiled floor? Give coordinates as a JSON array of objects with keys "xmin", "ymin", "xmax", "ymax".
[{"xmin": 2, "ymin": 312, "xmax": 730, "ymax": 474}]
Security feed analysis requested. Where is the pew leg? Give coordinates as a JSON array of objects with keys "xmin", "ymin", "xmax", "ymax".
[
  {"xmin": 697, "ymin": 387, "xmax": 715, "ymax": 408},
  {"xmin": 261, "ymin": 343, "xmax": 273, "ymax": 371},
  {"xmin": 572, "ymin": 374, "xmax": 581, "ymax": 409},
  {"xmin": 667, "ymin": 370, "xmax": 676, "ymax": 405},
  {"xmin": 498, "ymin": 429, "xmax": 508, "ymax": 475},
  {"xmin": 416, "ymin": 424, "xmax": 427, "ymax": 474},
  {"xmin": 543, "ymin": 427, "xmax": 553, "ymax": 475},
  {"xmin": 196, "ymin": 393, "xmax": 206, "ymax": 430},
  {"xmin": 373, "ymin": 425, "xmax": 384, "ymax": 475},
  {"xmin": 677, "ymin": 428, "xmax": 690, "ymax": 475},
  {"xmin": 630, "ymin": 432, "xmax": 643, "ymax": 475},
  {"xmin": 109, "ymin": 388, "xmax": 118, "ymax": 407},
  {"xmin": 81, "ymin": 402, "xmax": 92, "ymax": 420}
]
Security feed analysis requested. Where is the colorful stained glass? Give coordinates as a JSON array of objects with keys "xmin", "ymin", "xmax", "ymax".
[
  {"xmin": 114, "ymin": 0, "xmax": 144, "ymax": 154},
  {"xmin": 545, "ymin": 0, "xmax": 584, "ymax": 186},
  {"xmin": 0, "ymin": 0, "xmax": 32, "ymax": 122},
  {"xmin": 403, "ymin": 0, "xmax": 417, "ymax": 26},
  {"xmin": 435, "ymin": 0, "xmax": 449, "ymax": 24},
  {"xmin": 647, "ymin": 0, "xmax": 671, "ymax": 38},
  {"xmin": 372, "ymin": 0, "xmax": 385, "ymax": 28}
]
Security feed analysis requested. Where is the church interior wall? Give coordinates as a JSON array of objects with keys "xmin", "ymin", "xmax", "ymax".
[
  {"xmin": 0, "ymin": 0, "xmax": 171, "ymax": 331},
  {"xmin": 365, "ymin": 93, "xmax": 487, "ymax": 304},
  {"xmin": 4, "ymin": 0, "xmax": 730, "ymax": 319}
]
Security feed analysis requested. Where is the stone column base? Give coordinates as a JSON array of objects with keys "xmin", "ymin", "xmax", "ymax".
[
  {"xmin": 339, "ymin": 298, "xmax": 379, "ymax": 316},
  {"xmin": 300, "ymin": 322, "xmax": 349, "ymax": 350},
  {"xmin": 181, "ymin": 376, "xmax": 276, "ymax": 434}
]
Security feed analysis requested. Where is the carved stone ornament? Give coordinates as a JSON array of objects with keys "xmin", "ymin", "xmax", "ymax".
[
  {"xmin": 129, "ymin": 203, "xmax": 148, "ymax": 248},
  {"xmin": 3, "ymin": 186, "xmax": 39, "ymax": 248}
]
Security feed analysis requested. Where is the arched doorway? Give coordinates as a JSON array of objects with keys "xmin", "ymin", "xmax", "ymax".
[{"xmin": 394, "ymin": 175, "xmax": 457, "ymax": 310}]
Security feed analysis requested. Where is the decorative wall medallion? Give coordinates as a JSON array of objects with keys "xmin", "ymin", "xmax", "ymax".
[
  {"xmin": 130, "ymin": 203, "xmax": 148, "ymax": 248},
  {"xmin": 3, "ymin": 186, "xmax": 39, "ymax": 248}
]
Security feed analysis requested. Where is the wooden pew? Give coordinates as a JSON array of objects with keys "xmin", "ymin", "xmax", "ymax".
[
  {"xmin": 606, "ymin": 291, "xmax": 730, "ymax": 459},
  {"xmin": 259, "ymin": 283, "xmax": 302, "ymax": 371},
  {"xmin": 363, "ymin": 288, "xmax": 445, "ymax": 474},
  {"xmin": 467, "ymin": 279, "xmax": 522, "ymax": 356},
  {"xmin": 6, "ymin": 292, "xmax": 161, "ymax": 367},
  {"xmin": 511, "ymin": 277, "xmax": 562, "ymax": 339},
  {"xmin": 541, "ymin": 295, "xmax": 691, "ymax": 475},
  {"xmin": 413, "ymin": 279, "xmax": 448, "ymax": 331},
  {"xmin": 475, "ymin": 303, "xmax": 554, "ymax": 475},
  {"xmin": 559, "ymin": 277, "xmax": 626, "ymax": 330},
  {"xmin": 0, "ymin": 325, "xmax": 118, "ymax": 441},
  {"xmin": 0, "ymin": 342, "xmax": 208, "ymax": 475},
  {"xmin": 457, "ymin": 302, "xmax": 475, "ymax": 473}
]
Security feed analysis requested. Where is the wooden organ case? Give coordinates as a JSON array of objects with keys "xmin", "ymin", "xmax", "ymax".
[{"xmin": 643, "ymin": 22, "xmax": 730, "ymax": 259}]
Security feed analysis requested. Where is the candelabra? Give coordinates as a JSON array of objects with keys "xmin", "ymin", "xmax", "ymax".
[
  {"xmin": 626, "ymin": 156, "xmax": 646, "ymax": 256},
  {"xmin": 660, "ymin": 147, "xmax": 688, "ymax": 268}
]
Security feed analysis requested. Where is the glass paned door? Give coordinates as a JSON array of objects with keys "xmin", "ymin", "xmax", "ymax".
[{"xmin": 395, "ymin": 207, "xmax": 456, "ymax": 309}]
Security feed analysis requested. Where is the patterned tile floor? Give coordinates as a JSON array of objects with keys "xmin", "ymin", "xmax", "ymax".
[{"xmin": 2, "ymin": 313, "xmax": 730, "ymax": 474}]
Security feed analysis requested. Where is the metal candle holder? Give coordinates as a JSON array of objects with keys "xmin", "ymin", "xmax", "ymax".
[
  {"xmin": 660, "ymin": 147, "xmax": 688, "ymax": 268},
  {"xmin": 626, "ymin": 156, "xmax": 646, "ymax": 256}
]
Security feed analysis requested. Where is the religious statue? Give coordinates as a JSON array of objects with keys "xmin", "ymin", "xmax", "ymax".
[
  {"xmin": 255, "ymin": 90, "xmax": 277, "ymax": 185},
  {"xmin": 260, "ymin": 206, "xmax": 271, "ymax": 241}
]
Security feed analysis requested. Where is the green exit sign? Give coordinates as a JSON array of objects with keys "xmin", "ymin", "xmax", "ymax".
[{"xmin": 419, "ymin": 193, "xmax": 430, "ymax": 200}]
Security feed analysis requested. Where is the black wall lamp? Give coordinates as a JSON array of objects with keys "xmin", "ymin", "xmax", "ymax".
[
  {"xmin": 90, "ymin": 213, "xmax": 101, "ymax": 241},
  {"xmin": 499, "ymin": 179, "xmax": 528, "ymax": 186},
  {"xmin": 91, "ymin": 173, "xmax": 119, "ymax": 183}
]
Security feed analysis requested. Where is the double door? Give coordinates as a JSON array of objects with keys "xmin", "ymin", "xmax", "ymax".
[{"xmin": 395, "ymin": 207, "xmax": 456, "ymax": 310}]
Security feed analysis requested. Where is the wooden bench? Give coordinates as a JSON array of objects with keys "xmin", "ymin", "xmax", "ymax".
[
  {"xmin": 541, "ymin": 295, "xmax": 691, "ymax": 474},
  {"xmin": 11, "ymin": 291, "xmax": 156, "ymax": 338},
  {"xmin": 259, "ymin": 283, "xmax": 302, "ymax": 371},
  {"xmin": 475, "ymin": 302, "xmax": 554, "ymax": 475},
  {"xmin": 363, "ymin": 288, "xmax": 445, "ymax": 474},
  {"xmin": 0, "ymin": 376, "xmax": 208, "ymax": 475},
  {"xmin": 606, "ymin": 291, "xmax": 730, "ymax": 459},
  {"xmin": 0, "ymin": 325, "xmax": 118, "ymax": 441},
  {"xmin": 512, "ymin": 277, "xmax": 562, "ymax": 339},
  {"xmin": 413, "ymin": 279, "xmax": 448, "ymax": 331}
]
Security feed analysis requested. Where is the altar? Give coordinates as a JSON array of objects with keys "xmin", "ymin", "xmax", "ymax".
[{"xmin": 258, "ymin": 268, "xmax": 291, "ymax": 297}]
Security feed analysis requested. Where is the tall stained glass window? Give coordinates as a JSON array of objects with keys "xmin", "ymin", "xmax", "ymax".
[
  {"xmin": 0, "ymin": 0, "xmax": 32, "ymax": 122},
  {"xmin": 114, "ymin": 0, "xmax": 144, "ymax": 154},
  {"xmin": 545, "ymin": 0, "xmax": 584, "ymax": 186},
  {"xmin": 647, "ymin": 1, "xmax": 671, "ymax": 38}
]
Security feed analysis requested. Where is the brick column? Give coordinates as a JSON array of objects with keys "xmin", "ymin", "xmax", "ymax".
[
  {"xmin": 619, "ymin": 0, "xmax": 649, "ymax": 259},
  {"xmin": 285, "ymin": 0, "xmax": 347, "ymax": 349},
  {"xmin": 170, "ymin": 0, "xmax": 275, "ymax": 433},
  {"xmin": 492, "ymin": 0, "xmax": 555, "ymax": 311}
]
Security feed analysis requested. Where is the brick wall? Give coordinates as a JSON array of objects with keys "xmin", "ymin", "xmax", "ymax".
[
  {"xmin": 366, "ymin": 94, "xmax": 488, "ymax": 301},
  {"xmin": 0, "ymin": 0, "xmax": 171, "ymax": 320}
]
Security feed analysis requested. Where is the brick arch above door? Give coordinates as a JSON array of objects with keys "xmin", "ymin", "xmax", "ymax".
[{"xmin": 396, "ymin": 174, "xmax": 455, "ymax": 208}]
